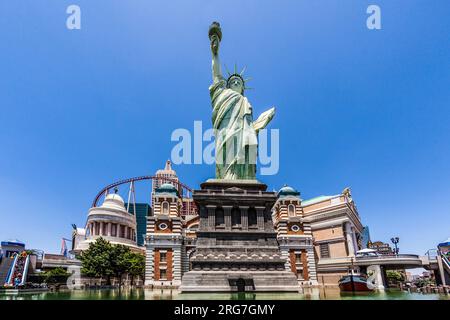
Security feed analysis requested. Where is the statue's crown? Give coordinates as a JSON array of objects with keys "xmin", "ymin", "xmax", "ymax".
[{"xmin": 226, "ymin": 64, "xmax": 252, "ymax": 91}]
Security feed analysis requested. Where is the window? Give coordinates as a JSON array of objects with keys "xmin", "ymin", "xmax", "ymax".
[
  {"xmin": 162, "ymin": 201, "xmax": 169, "ymax": 215},
  {"xmin": 160, "ymin": 251, "xmax": 167, "ymax": 262},
  {"xmin": 158, "ymin": 223, "xmax": 168, "ymax": 230},
  {"xmin": 288, "ymin": 204, "xmax": 296, "ymax": 217},
  {"xmin": 231, "ymin": 207, "xmax": 241, "ymax": 226},
  {"xmin": 159, "ymin": 269, "xmax": 167, "ymax": 280},
  {"xmin": 120, "ymin": 225, "xmax": 125, "ymax": 238},
  {"xmin": 215, "ymin": 207, "xmax": 224, "ymax": 226},
  {"xmin": 295, "ymin": 253, "xmax": 302, "ymax": 264},
  {"xmin": 248, "ymin": 207, "xmax": 257, "ymax": 226},
  {"xmin": 319, "ymin": 243, "xmax": 330, "ymax": 258},
  {"xmin": 291, "ymin": 224, "xmax": 300, "ymax": 232}
]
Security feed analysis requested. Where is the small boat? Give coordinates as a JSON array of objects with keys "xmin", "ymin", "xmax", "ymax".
[{"xmin": 338, "ymin": 273, "xmax": 374, "ymax": 292}]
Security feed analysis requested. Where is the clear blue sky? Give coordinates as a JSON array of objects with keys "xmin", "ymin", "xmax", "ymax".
[{"xmin": 0, "ymin": 1, "xmax": 449, "ymax": 256}]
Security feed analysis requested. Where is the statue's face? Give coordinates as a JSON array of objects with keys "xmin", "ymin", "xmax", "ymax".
[{"xmin": 228, "ymin": 76, "xmax": 244, "ymax": 94}]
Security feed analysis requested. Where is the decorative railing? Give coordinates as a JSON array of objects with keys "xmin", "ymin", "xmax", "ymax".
[
  {"xmin": 355, "ymin": 254, "xmax": 421, "ymax": 260},
  {"xmin": 424, "ymin": 249, "xmax": 438, "ymax": 261}
]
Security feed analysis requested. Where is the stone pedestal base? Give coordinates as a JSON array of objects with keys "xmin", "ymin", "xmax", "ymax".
[
  {"xmin": 180, "ymin": 271, "xmax": 300, "ymax": 292},
  {"xmin": 180, "ymin": 179, "xmax": 300, "ymax": 292}
]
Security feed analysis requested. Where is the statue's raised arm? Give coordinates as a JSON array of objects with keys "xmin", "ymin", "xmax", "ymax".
[{"xmin": 209, "ymin": 22, "xmax": 223, "ymax": 83}]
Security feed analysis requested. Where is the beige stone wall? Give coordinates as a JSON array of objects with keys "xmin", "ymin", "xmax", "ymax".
[
  {"xmin": 303, "ymin": 196, "xmax": 345, "ymax": 214},
  {"xmin": 317, "ymin": 272, "xmax": 347, "ymax": 286},
  {"xmin": 312, "ymin": 226, "xmax": 344, "ymax": 241},
  {"xmin": 314, "ymin": 241, "xmax": 347, "ymax": 259},
  {"xmin": 329, "ymin": 242, "xmax": 348, "ymax": 258}
]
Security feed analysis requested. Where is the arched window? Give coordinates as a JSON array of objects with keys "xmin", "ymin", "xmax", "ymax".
[
  {"xmin": 162, "ymin": 201, "xmax": 169, "ymax": 215},
  {"xmin": 215, "ymin": 207, "xmax": 225, "ymax": 226},
  {"xmin": 231, "ymin": 207, "xmax": 241, "ymax": 226},
  {"xmin": 248, "ymin": 207, "xmax": 257, "ymax": 226},
  {"xmin": 288, "ymin": 204, "xmax": 296, "ymax": 217}
]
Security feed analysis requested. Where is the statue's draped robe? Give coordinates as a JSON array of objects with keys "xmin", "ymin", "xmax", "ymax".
[{"xmin": 210, "ymin": 77, "xmax": 258, "ymax": 179}]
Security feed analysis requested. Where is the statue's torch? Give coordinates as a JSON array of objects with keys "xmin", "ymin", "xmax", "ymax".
[{"xmin": 209, "ymin": 21, "xmax": 222, "ymax": 55}]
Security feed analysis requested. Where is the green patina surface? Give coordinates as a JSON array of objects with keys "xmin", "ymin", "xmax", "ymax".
[{"xmin": 301, "ymin": 195, "xmax": 336, "ymax": 206}]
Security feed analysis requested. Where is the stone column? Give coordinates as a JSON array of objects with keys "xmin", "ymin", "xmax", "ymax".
[
  {"xmin": 345, "ymin": 222, "xmax": 355, "ymax": 256},
  {"xmin": 199, "ymin": 206, "xmax": 208, "ymax": 231},
  {"xmin": 367, "ymin": 264, "xmax": 385, "ymax": 290},
  {"xmin": 280, "ymin": 247, "xmax": 291, "ymax": 272},
  {"xmin": 306, "ymin": 247, "xmax": 318, "ymax": 285},
  {"xmin": 145, "ymin": 246, "xmax": 154, "ymax": 286},
  {"xmin": 223, "ymin": 206, "xmax": 232, "ymax": 230},
  {"xmin": 256, "ymin": 207, "xmax": 265, "ymax": 230},
  {"xmin": 351, "ymin": 227, "xmax": 359, "ymax": 252},
  {"xmin": 108, "ymin": 222, "xmax": 112, "ymax": 236},
  {"xmin": 241, "ymin": 206, "xmax": 249, "ymax": 230},
  {"xmin": 206, "ymin": 205, "xmax": 215, "ymax": 230},
  {"xmin": 173, "ymin": 246, "xmax": 182, "ymax": 284}
]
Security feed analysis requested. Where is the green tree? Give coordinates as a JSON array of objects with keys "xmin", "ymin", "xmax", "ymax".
[
  {"xmin": 43, "ymin": 267, "xmax": 70, "ymax": 285},
  {"xmin": 125, "ymin": 251, "xmax": 145, "ymax": 285},
  {"xmin": 78, "ymin": 238, "xmax": 145, "ymax": 287},
  {"xmin": 78, "ymin": 237, "xmax": 115, "ymax": 284},
  {"xmin": 110, "ymin": 244, "xmax": 131, "ymax": 286},
  {"xmin": 386, "ymin": 270, "xmax": 404, "ymax": 283}
]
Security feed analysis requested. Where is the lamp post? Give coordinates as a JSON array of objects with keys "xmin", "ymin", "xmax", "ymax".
[{"xmin": 391, "ymin": 237, "xmax": 399, "ymax": 256}]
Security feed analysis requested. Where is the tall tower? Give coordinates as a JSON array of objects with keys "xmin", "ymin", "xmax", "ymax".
[
  {"xmin": 152, "ymin": 160, "xmax": 180, "ymax": 195},
  {"xmin": 144, "ymin": 183, "xmax": 183, "ymax": 288},
  {"xmin": 272, "ymin": 185, "xmax": 318, "ymax": 286}
]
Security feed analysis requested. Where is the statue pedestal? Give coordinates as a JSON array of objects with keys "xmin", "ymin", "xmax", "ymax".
[{"xmin": 180, "ymin": 179, "xmax": 299, "ymax": 292}]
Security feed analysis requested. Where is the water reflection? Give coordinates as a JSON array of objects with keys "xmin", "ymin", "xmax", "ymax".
[{"xmin": 0, "ymin": 288, "xmax": 448, "ymax": 300}]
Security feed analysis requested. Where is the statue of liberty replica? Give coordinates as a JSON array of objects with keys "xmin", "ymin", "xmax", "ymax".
[
  {"xmin": 180, "ymin": 22, "xmax": 299, "ymax": 293},
  {"xmin": 208, "ymin": 22, "xmax": 275, "ymax": 180}
]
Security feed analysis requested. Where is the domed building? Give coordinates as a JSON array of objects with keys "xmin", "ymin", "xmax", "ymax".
[
  {"xmin": 277, "ymin": 185, "xmax": 300, "ymax": 198},
  {"xmin": 73, "ymin": 193, "xmax": 143, "ymax": 254}
]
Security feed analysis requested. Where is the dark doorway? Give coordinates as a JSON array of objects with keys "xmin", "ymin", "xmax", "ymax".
[
  {"xmin": 231, "ymin": 207, "xmax": 241, "ymax": 226},
  {"xmin": 236, "ymin": 278, "xmax": 246, "ymax": 292},
  {"xmin": 248, "ymin": 207, "xmax": 257, "ymax": 226}
]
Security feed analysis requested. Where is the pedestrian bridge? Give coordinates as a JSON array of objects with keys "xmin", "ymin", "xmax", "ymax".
[
  {"xmin": 317, "ymin": 254, "xmax": 427, "ymax": 272},
  {"xmin": 355, "ymin": 254, "xmax": 425, "ymax": 269}
]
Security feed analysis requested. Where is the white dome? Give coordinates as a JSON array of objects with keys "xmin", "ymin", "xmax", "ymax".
[{"xmin": 101, "ymin": 193, "xmax": 126, "ymax": 210}]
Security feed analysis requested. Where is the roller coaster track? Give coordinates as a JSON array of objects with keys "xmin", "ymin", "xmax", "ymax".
[{"xmin": 91, "ymin": 175, "xmax": 194, "ymax": 208}]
